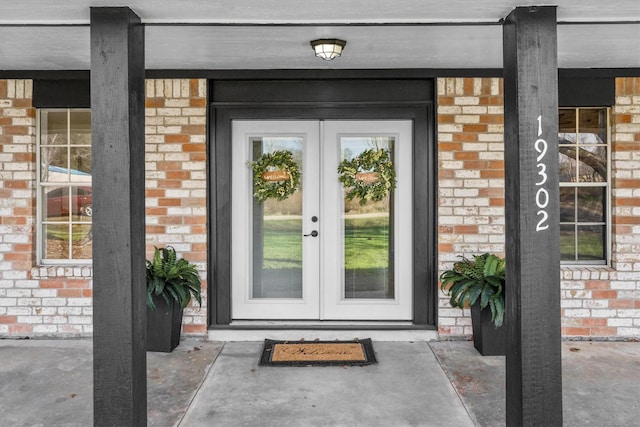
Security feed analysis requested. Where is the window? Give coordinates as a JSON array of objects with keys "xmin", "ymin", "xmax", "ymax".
[
  {"xmin": 558, "ymin": 107, "xmax": 610, "ymax": 264},
  {"xmin": 37, "ymin": 109, "xmax": 92, "ymax": 263}
]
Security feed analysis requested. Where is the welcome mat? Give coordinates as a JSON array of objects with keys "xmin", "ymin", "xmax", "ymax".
[{"xmin": 259, "ymin": 339, "xmax": 377, "ymax": 366}]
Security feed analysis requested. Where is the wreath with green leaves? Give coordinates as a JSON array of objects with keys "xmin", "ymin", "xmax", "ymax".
[
  {"xmin": 337, "ymin": 148, "xmax": 396, "ymax": 205},
  {"xmin": 250, "ymin": 150, "xmax": 301, "ymax": 203}
]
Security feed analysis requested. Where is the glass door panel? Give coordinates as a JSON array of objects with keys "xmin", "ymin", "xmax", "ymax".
[
  {"xmin": 341, "ymin": 136, "xmax": 395, "ymax": 300},
  {"xmin": 251, "ymin": 137, "xmax": 304, "ymax": 299},
  {"xmin": 232, "ymin": 121, "xmax": 319, "ymax": 319},
  {"xmin": 322, "ymin": 121, "xmax": 413, "ymax": 320}
]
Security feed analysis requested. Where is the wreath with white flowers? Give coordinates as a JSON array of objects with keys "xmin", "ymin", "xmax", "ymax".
[
  {"xmin": 250, "ymin": 150, "xmax": 301, "ymax": 203},
  {"xmin": 337, "ymin": 148, "xmax": 396, "ymax": 205}
]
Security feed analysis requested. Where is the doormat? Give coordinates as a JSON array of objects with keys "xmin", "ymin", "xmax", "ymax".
[{"xmin": 259, "ymin": 339, "xmax": 377, "ymax": 366}]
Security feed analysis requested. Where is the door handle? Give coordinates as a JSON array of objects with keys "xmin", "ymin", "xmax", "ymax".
[{"xmin": 303, "ymin": 230, "xmax": 319, "ymax": 237}]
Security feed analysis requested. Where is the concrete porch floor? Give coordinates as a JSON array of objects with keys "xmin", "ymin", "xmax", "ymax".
[{"xmin": 0, "ymin": 338, "xmax": 638, "ymax": 426}]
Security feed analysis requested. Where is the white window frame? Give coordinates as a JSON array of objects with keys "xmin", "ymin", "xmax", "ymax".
[
  {"xmin": 36, "ymin": 108, "xmax": 92, "ymax": 265},
  {"xmin": 558, "ymin": 107, "xmax": 611, "ymax": 266}
]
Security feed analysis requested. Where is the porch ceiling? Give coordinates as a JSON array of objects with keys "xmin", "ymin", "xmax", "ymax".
[{"xmin": 1, "ymin": 0, "xmax": 639, "ymax": 71}]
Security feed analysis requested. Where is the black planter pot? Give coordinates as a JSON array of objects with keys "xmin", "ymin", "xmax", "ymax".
[
  {"xmin": 470, "ymin": 302, "xmax": 506, "ymax": 356},
  {"xmin": 146, "ymin": 296, "xmax": 183, "ymax": 353}
]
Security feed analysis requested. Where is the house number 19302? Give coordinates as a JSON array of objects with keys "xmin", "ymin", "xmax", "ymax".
[{"xmin": 535, "ymin": 115, "xmax": 549, "ymax": 232}]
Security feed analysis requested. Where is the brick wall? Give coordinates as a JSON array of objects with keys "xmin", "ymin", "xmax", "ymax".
[
  {"xmin": 0, "ymin": 78, "xmax": 208, "ymax": 337},
  {"xmin": 145, "ymin": 79, "xmax": 208, "ymax": 334},
  {"xmin": 0, "ymin": 81, "xmax": 93, "ymax": 336},
  {"xmin": 1, "ymin": 76, "xmax": 636, "ymax": 339},
  {"xmin": 437, "ymin": 78, "xmax": 506, "ymax": 336},
  {"xmin": 437, "ymin": 77, "xmax": 640, "ymax": 339}
]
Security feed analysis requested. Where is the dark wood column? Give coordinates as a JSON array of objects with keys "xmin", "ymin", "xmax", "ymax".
[
  {"xmin": 90, "ymin": 7, "xmax": 146, "ymax": 426},
  {"xmin": 503, "ymin": 6, "xmax": 563, "ymax": 426}
]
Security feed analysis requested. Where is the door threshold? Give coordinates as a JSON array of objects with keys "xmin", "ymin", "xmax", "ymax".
[
  {"xmin": 230, "ymin": 320, "xmax": 416, "ymax": 327},
  {"xmin": 208, "ymin": 321, "xmax": 438, "ymax": 342}
]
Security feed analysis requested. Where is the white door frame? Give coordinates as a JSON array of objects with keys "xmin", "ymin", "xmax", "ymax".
[
  {"xmin": 321, "ymin": 120, "xmax": 413, "ymax": 320},
  {"xmin": 231, "ymin": 120, "xmax": 320, "ymax": 319},
  {"xmin": 231, "ymin": 120, "xmax": 413, "ymax": 321}
]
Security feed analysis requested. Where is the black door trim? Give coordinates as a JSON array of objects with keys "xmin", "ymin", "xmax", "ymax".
[{"xmin": 208, "ymin": 78, "xmax": 437, "ymax": 327}]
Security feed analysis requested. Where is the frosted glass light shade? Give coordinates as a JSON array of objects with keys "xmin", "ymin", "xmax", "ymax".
[{"xmin": 310, "ymin": 39, "xmax": 347, "ymax": 60}]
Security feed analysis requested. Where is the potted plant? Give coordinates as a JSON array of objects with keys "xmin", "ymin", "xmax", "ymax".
[
  {"xmin": 146, "ymin": 246, "xmax": 202, "ymax": 352},
  {"xmin": 440, "ymin": 253, "xmax": 506, "ymax": 356}
]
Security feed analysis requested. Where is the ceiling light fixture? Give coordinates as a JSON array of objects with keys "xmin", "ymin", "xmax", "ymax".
[{"xmin": 310, "ymin": 39, "xmax": 347, "ymax": 61}]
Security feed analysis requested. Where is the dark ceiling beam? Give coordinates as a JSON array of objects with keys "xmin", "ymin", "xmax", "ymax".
[{"xmin": 2, "ymin": 68, "xmax": 639, "ymax": 80}]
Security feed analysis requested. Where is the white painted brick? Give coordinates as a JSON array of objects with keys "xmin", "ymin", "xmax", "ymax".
[
  {"xmin": 58, "ymin": 307, "xmax": 83, "ymax": 316},
  {"xmin": 157, "ymin": 126, "xmax": 181, "ymax": 134},
  {"xmin": 617, "ymin": 309, "xmax": 640, "ymax": 318},
  {"xmin": 157, "ymin": 108, "xmax": 182, "ymax": 116},
  {"xmin": 145, "ymin": 135, "xmax": 164, "ymax": 144},
  {"xmin": 2, "ymin": 271, "xmax": 28, "ymax": 280},
  {"xmin": 164, "ymin": 117, "xmax": 190, "ymax": 126},
  {"xmin": 463, "ymin": 179, "xmax": 489, "ymax": 188},
  {"xmin": 564, "ymin": 309, "xmax": 590, "ymax": 318},
  {"xmin": 164, "ymin": 153, "xmax": 190, "ymax": 161},
  {"xmin": 67, "ymin": 298, "xmax": 91, "ymax": 307},
  {"xmin": 461, "ymin": 106, "xmax": 487, "ymax": 115},
  {"xmin": 561, "ymin": 300, "xmax": 583, "ymax": 308},
  {"xmin": 583, "ymin": 300, "xmax": 609, "ymax": 309},
  {"xmin": 608, "ymin": 318, "xmax": 633, "ymax": 327},
  {"xmin": 158, "ymin": 143, "xmax": 182, "ymax": 152},
  {"xmin": 33, "ymin": 325, "xmax": 57, "ymax": 333},
  {"xmin": 17, "ymin": 315, "xmax": 42, "ymax": 324},
  {"xmin": 32, "ymin": 289, "xmax": 57, "ymax": 298},
  {"xmin": 615, "ymin": 272, "xmax": 640, "ymax": 281},
  {"xmin": 167, "ymin": 226, "xmax": 191, "ymax": 234},
  {"xmin": 6, "ymin": 307, "xmax": 30, "ymax": 315},
  {"xmin": 43, "ymin": 316, "xmax": 68, "ymax": 324},
  {"xmin": 463, "ymin": 198, "xmax": 490, "ymax": 207},
  {"xmin": 68, "ymin": 316, "xmax": 92, "ymax": 324},
  {"xmin": 462, "ymin": 142, "xmax": 488, "ymax": 151},
  {"xmin": 182, "ymin": 162, "xmax": 205, "ymax": 171},
  {"xmin": 478, "ymin": 133, "xmax": 504, "ymax": 142},
  {"xmin": 590, "ymin": 309, "xmax": 618, "ymax": 318},
  {"xmin": 438, "ymin": 106, "xmax": 462, "ymax": 114},
  {"xmin": 453, "ymin": 189, "xmax": 478, "ymax": 197},
  {"xmin": 167, "ymin": 207, "xmax": 193, "ymax": 215},
  {"xmin": 15, "ymin": 280, "xmax": 38, "ymax": 288},
  {"xmin": 439, "ymin": 179, "xmax": 463, "ymax": 188},
  {"xmin": 41, "ymin": 298, "xmax": 66, "ymax": 306},
  {"xmin": 456, "ymin": 317, "xmax": 472, "ymax": 326},
  {"xmin": 183, "ymin": 235, "xmax": 206, "ymax": 243},
  {"xmin": 182, "ymin": 181, "xmax": 206, "ymax": 189},
  {"xmin": 6, "ymin": 289, "xmax": 30, "ymax": 298},
  {"xmin": 438, "ymin": 124, "xmax": 463, "ymax": 133},
  {"xmin": 454, "ymin": 115, "xmax": 480, "ymax": 124},
  {"xmin": 439, "ymin": 308, "xmax": 466, "ymax": 317},
  {"xmin": 454, "ymin": 97, "xmax": 479, "ymax": 105},
  {"xmin": 610, "ymin": 281, "xmax": 636, "ymax": 290},
  {"xmin": 182, "ymin": 108, "xmax": 206, "ymax": 116}
]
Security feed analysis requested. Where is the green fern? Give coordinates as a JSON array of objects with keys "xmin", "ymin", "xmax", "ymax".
[
  {"xmin": 146, "ymin": 246, "xmax": 202, "ymax": 310},
  {"xmin": 440, "ymin": 253, "xmax": 506, "ymax": 327}
]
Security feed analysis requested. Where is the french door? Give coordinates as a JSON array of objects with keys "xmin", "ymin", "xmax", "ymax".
[{"xmin": 231, "ymin": 120, "xmax": 412, "ymax": 320}]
